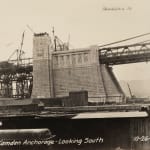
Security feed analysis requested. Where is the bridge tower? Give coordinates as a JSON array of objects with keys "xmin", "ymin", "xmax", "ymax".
[{"xmin": 32, "ymin": 33, "xmax": 54, "ymax": 98}]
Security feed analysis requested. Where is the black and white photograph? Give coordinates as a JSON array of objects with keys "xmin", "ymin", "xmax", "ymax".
[{"xmin": 0, "ymin": 0, "xmax": 150, "ymax": 149}]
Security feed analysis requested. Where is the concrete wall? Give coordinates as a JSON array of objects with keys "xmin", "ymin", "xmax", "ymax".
[
  {"xmin": 52, "ymin": 47, "xmax": 107, "ymax": 102},
  {"xmin": 101, "ymin": 65, "xmax": 125, "ymax": 103},
  {"xmin": 52, "ymin": 47, "xmax": 124, "ymax": 103}
]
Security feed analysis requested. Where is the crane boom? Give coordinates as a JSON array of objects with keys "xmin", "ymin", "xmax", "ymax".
[{"xmin": 127, "ymin": 83, "xmax": 133, "ymax": 98}]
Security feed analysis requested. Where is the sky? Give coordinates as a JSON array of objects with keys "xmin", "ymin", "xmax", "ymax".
[{"xmin": 0, "ymin": 0, "xmax": 150, "ymax": 81}]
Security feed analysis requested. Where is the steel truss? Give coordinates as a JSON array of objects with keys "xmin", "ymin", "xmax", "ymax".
[{"xmin": 99, "ymin": 43, "xmax": 150, "ymax": 65}]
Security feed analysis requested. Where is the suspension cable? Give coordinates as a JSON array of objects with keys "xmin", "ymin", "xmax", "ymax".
[{"xmin": 98, "ymin": 32, "xmax": 150, "ymax": 48}]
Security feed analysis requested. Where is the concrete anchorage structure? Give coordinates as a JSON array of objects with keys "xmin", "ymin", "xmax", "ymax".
[{"xmin": 32, "ymin": 33, "xmax": 125, "ymax": 103}]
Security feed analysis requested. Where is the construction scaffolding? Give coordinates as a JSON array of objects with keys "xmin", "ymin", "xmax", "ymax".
[{"xmin": 0, "ymin": 58, "xmax": 33, "ymax": 98}]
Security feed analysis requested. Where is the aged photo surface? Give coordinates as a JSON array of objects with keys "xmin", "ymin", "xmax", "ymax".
[{"xmin": 0, "ymin": 0, "xmax": 150, "ymax": 150}]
